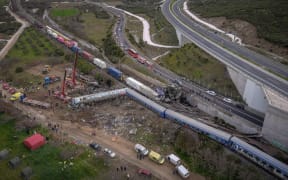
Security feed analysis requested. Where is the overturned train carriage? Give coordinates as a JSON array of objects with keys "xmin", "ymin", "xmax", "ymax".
[{"xmin": 71, "ymin": 88, "xmax": 127, "ymax": 106}]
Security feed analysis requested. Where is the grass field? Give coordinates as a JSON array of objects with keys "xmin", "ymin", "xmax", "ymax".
[
  {"xmin": 160, "ymin": 44, "xmax": 240, "ymax": 98},
  {"xmin": 50, "ymin": 8, "xmax": 79, "ymax": 17},
  {"xmin": 0, "ymin": 27, "xmax": 69, "ymax": 87},
  {"xmin": 82, "ymin": 13, "xmax": 112, "ymax": 47},
  {"xmin": 0, "ymin": 113, "xmax": 107, "ymax": 180},
  {"xmin": 50, "ymin": 5, "xmax": 112, "ymax": 48},
  {"xmin": 188, "ymin": 0, "xmax": 288, "ymax": 47}
]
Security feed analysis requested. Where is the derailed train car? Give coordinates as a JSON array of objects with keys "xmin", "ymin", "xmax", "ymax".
[
  {"xmin": 125, "ymin": 77, "xmax": 158, "ymax": 99},
  {"xmin": 45, "ymin": 26, "xmax": 288, "ymax": 179},
  {"xmin": 125, "ymin": 88, "xmax": 288, "ymax": 179}
]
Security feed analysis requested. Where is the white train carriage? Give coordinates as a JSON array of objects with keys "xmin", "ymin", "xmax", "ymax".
[
  {"xmin": 71, "ymin": 88, "xmax": 127, "ymax": 106},
  {"xmin": 125, "ymin": 77, "xmax": 158, "ymax": 99}
]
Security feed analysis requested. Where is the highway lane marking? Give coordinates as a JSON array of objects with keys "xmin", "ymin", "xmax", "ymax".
[{"xmin": 163, "ymin": 0, "xmax": 288, "ymax": 96}]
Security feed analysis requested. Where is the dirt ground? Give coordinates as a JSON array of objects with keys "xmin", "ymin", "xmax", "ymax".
[
  {"xmin": 203, "ymin": 17, "xmax": 288, "ymax": 63},
  {"xmin": 0, "ymin": 89, "xmax": 203, "ymax": 180},
  {"xmin": 0, "ymin": 61, "xmax": 285, "ymax": 180}
]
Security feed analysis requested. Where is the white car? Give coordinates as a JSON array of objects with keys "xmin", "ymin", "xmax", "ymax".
[
  {"xmin": 103, "ymin": 148, "xmax": 116, "ymax": 158},
  {"xmin": 223, "ymin": 98, "xmax": 232, "ymax": 103},
  {"xmin": 134, "ymin": 144, "xmax": 149, "ymax": 156},
  {"xmin": 206, "ymin": 90, "xmax": 216, "ymax": 96}
]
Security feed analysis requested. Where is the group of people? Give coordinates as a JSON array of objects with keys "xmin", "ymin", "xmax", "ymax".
[{"xmin": 136, "ymin": 152, "xmax": 145, "ymax": 160}]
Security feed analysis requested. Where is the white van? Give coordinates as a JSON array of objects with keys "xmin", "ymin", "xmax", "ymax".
[
  {"xmin": 134, "ymin": 144, "xmax": 149, "ymax": 156},
  {"xmin": 167, "ymin": 154, "xmax": 181, "ymax": 165},
  {"xmin": 176, "ymin": 165, "xmax": 190, "ymax": 179}
]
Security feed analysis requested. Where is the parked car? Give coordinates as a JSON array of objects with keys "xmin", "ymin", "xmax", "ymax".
[
  {"xmin": 223, "ymin": 98, "xmax": 232, "ymax": 103},
  {"xmin": 176, "ymin": 165, "xmax": 190, "ymax": 179},
  {"xmin": 206, "ymin": 90, "xmax": 216, "ymax": 96},
  {"xmin": 148, "ymin": 150, "xmax": 165, "ymax": 164},
  {"xmin": 89, "ymin": 143, "xmax": 101, "ymax": 151},
  {"xmin": 167, "ymin": 154, "xmax": 181, "ymax": 165},
  {"xmin": 134, "ymin": 144, "xmax": 149, "ymax": 156},
  {"xmin": 103, "ymin": 148, "xmax": 116, "ymax": 158},
  {"xmin": 138, "ymin": 168, "xmax": 151, "ymax": 177},
  {"xmin": 8, "ymin": 88, "xmax": 16, "ymax": 94}
]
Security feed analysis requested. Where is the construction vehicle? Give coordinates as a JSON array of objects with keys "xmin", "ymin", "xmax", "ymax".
[
  {"xmin": 10, "ymin": 92, "xmax": 22, "ymax": 101},
  {"xmin": 42, "ymin": 65, "xmax": 51, "ymax": 74},
  {"xmin": 44, "ymin": 76, "xmax": 61, "ymax": 86}
]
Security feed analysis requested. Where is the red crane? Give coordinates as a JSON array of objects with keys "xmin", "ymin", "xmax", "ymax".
[
  {"xmin": 72, "ymin": 52, "xmax": 78, "ymax": 86},
  {"xmin": 61, "ymin": 70, "xmax": 67, "ymax": 97}
]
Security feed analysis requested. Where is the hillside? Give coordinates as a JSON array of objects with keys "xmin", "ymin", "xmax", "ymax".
[{"xmin": 188, "ymin": 0, "xmax": 288, "ymax": 48}]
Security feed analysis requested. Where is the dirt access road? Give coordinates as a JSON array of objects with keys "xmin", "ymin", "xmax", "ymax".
[
  {"xmin": 0, "ymin": 6, "xmax": 29, "ymax": 61},
  {"xmin": 0, "ymin": 86, "xmax": 204, "ymax": 180}
]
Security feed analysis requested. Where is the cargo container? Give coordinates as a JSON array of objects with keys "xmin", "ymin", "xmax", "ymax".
[
  {"xmin": 93, "ymin": 58, "xmax": 107, "ymax": 69},
  {"xmin": 80, "ymin": 50, "xmax": 93, "ymax": 60},
  {"xmin": 57, "ymin": 36, "xmax": 65, "ymax": 44},
  {"xmin": 65, "ymin": 40, "xmax": 77, "ymax": 48},
  {"xmin": 71, "ymin": 46, "xmax": 80, "ymax": 53},
  {"xmin": 107, "ymin": 67, "xmax": 123, "ymax": 80},
  {"xmin": 148, "ymin": 150, "xmax": 165, "ymax": 164},
  {"xmin": 51, "ymin": 32, "xmax": 58, "ymax": 39}
]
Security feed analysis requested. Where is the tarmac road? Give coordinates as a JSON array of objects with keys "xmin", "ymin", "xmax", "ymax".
[
  {"xmin": 161, "ymin": 0, "xmax": 288, "ymax": 97},
  {"xmin": 106, "ymin": 4, "xmax": 264, "ymax": 126}
]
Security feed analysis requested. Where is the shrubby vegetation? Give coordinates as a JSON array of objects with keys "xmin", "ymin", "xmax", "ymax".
[
  {"xmin": 51, "ymin": 8, "xmax": 79, "ymax": 17},
  {"xmin": 160, "ymin": 44, "xmax": 240, "ymax": 98},
  {"xmin": 103, "ymin": 33, "xmax": 125, "ymax": 63},
  {"xmin": 0, "ymin": 1, "xmax": 21, "ymax": 36},
  {"xmin": 188, "ymin": 0, "xmax": 288, "ymax": 47}
]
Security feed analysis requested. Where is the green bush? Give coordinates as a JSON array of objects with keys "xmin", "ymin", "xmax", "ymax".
[{"xmin": 15, "ymin": 67, "xmax": 23, "ymax": 73}]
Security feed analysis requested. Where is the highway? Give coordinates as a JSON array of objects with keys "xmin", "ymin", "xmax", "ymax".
[
  {"xmin": 106, "ymin": 6, "xmax": 264, "ymax": 126},
  {"xmin": 161, "ymin": 0, "xmax": 288, "ymax": 97},
  {"xmin": 9, "ymin": 0, "xmax": 264, "ymax": 126}
]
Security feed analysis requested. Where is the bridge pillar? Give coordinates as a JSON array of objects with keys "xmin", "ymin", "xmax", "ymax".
[
  {"xmin": 176, "ymin": 29, "xmax": 190, "ymax": 47},
  {"xmin": 262, "ymin": 89, "xmax": 288, "ymax": 153},
  {"xmin": 228, "ymin": 67, "xmax": 268, "ymax": 115}
]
